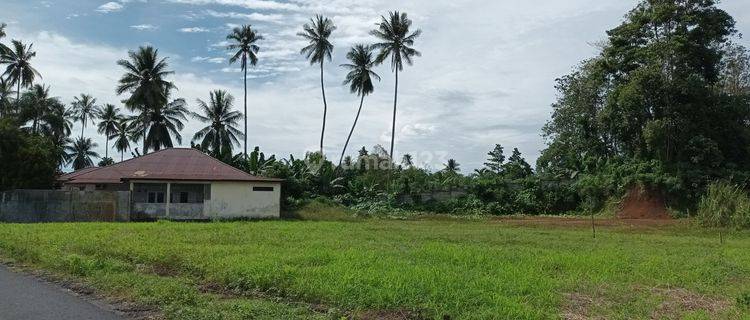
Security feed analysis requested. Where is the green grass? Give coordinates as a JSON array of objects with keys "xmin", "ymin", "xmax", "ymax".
[{"xmin": 0, "ymin": 219, "xmax": 748, "ymax": 319}]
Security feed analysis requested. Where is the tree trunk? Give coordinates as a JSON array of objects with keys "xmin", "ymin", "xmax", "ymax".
[
  {"xmin": 121, "ymin": 150, "xmax": 124, "ymax": 162},
  {"xmin": 339, "ymin": 94, "xmax": 365, "ymax": 167},
  {"xmin": 142, "ymin": 117, "xmax": 147, "ymax": 155},
  {"xmin": 16, "ymin": 81, "xmax": 20, "ymax": 113},
  {"xmin": 105, "ymin": 135, "xmax": 109, "ymax": 160},
  {"xmin": 243, "ymin": 55, "xmax": 248, "ymax": 159},
  {"xmin": 80, "ymin": 117, "xmax": 85, "ymax": 140},
  {"xmin": 389, "ymin": 68, "xmax": 399, "ymax": 167},
  {"xmin": 319, "ymin": 61, "xmax": 328, "ymax": 156}
]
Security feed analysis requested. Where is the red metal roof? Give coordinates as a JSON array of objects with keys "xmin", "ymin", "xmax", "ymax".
[
  {"xmin": 58, "ymin": 166, "xmax": 99, "ymax": 182},
  {"xmin": 64, "ymin": 148, "xmax": 282, "ymax": 184}
]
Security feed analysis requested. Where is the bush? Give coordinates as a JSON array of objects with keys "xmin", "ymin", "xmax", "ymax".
[
  {"xmin": 697, "ymin": 182, "xmax": 750, "ymax": 230},
  {"xmin": 738, "ymin": 292, "xmax": 750, "ymax": 310}
]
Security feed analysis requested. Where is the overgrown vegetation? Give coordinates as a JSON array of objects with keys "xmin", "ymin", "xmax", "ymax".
[
  {"xmin": 0, "ymin": 221, "xmax": 748, "ymax": 319},
  {"xmin": 698, "ymin": 182, "xmax": 750, "ymax": 231}
]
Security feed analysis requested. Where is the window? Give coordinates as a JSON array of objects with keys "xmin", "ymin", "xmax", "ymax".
[
  {"xmin": 180, "ymin": 192, "xmax": 189, "ymax": 203},
  {"xmin": 148, "ymin": 192, "xmax": 165, "ymax": 203},
  {"xmin": 253, "ymin": 186, "xmax": 274, "ymax": 192}
]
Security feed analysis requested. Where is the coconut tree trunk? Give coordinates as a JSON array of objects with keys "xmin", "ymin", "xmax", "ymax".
[
  {"xmin": 16, "ymin": 81, "xmax": 20, "ymax": 112},
  {"xmin": 104, "ymin": 135, "xmax": 109, "ymax": 160},
  {"xmin": 389, "ymin": 68, "xmax": 399, "ymax": 167},
  {"xmin": 243, "ymin": 55, "xmax": 248, "ymax": 159},
  {"xmin": 339, "ymin": 94, "xmax": 365, "ymax": 167},
  {"xmin": 142, "ymin": 116, "xmax": 147, "ymax": 155},
  {"xmin": 319, "ymin": 60, "xmax": 328, "ymax": 156},
  {"xmin": 80, "ymin": 117, "xmax": 85, "ymax": 139}
]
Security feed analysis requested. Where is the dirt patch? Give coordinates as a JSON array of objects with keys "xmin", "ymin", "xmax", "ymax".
[
  {"xmin": 563, "ymin": 286, "xmax": 733, "ymax": 320},
  {"xmin": 645, "ymin": 286, "xmax": 733, "ymax": 319},
  {"xmin": 562, "ymin": 291, "xmax": 609, "ymax": 320},
  {"xmin": 617, "ymin": 186, "xmax": 671, "ymax": 220}
]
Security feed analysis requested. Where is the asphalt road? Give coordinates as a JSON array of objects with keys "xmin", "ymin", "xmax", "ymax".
[{"xmin": 0, "ymin": 266, "xmax": 123, "ymax": 320}]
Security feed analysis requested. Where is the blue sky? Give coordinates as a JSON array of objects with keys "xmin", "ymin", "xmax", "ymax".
[{"xmin": 2, "ymin": 0, "xmax": 749, "ymax": 171}]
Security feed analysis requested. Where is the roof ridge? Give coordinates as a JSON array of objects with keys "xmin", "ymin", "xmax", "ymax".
[{"xmin": 66, "ymin": 148, "xmax": 174, "ymax": 182}]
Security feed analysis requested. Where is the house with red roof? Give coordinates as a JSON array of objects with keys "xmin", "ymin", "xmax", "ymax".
[{"xmin": 58, "ymin": 148, "xmax": 282, "ymax": 220}]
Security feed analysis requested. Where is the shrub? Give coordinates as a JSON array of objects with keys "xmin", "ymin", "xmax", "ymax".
[
  {"xmin": 697, "ymin": 182, "xmax": 750, "ymax": 230},
  {"xmin": 738, "ymin": 292, "xmax": 750, "ymax": 310}
]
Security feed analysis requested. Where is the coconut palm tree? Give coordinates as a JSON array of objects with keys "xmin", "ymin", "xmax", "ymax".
[
  {"xmin": 401, "ymin": 154, "xmax": 414, "ymax": 168},
  {"xmin": 191, "ymin": 90, "xmax": 244, "ymax": 157},
  {"xmin": 0, "ymin": 77, "xmax": 15, "ymax": 116},
  {"xmin": 40, "ymin": 100, "xmax": 74, "ymax": 140},
  {"xmin": 0, "ymin": 23, "xmax": 8, "ymax": 58},
  {"xmin": 143, "ymin": 97, "xmax": 188, "ymax": 151},
  {"xmin": 444, "ymin": 159, "xmax": 460, "ymax": 173},
  {"xmin": 298, "ymin": 15, "xmax": 336, "ymax": 155},
  {"xmin": 72, "ymin": 94, "xmax": 101, "ymax": 139},
  {"xmin": 1, "ymin": 40, "xmax": 41, "ymax": 105},
  {"xmin": 338, "ymin": 44, "xmax": 380, "ymax": 166},
  {"xmin": 116, "ymin": 46, "xmax": 175, "ymax": 154},
  {"xmin": 371, "ymin": 11, "xmax": 421, "ymax": 163},
  {"xmin": 226, "ymin": 25, "xmax": 263, "ymax": 157},
  {"xmin": 51, "ymin": 135, "xmax": 73, "ymax": 169},
  {"xmin": 110, "ymin": 118, "xmax": 134, "ymax": 162},
  {"xmin": 97, "ymin": 104, "xmax": 122, "ymax": 160},
  {"xmin": 65, "ymin": 137, "xmax": 99, "ymax": 170},
  {"xmin": 18, "ymin": 84, "xmax": 56, "ymax": 134}
]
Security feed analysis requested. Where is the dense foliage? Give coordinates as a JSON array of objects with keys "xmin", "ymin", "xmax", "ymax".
[
  {"xmin": 0, "ymin": 119, "xmax": 58, "ymax": 190},
  {"xmin": 539, "ymin": 0, "xmax": 750, "ymax": 211}
]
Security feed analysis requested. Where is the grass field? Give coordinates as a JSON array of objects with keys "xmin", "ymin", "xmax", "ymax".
[{"xmin": 0, "ymin": 217, "xmax": 748, "ymax": 319}]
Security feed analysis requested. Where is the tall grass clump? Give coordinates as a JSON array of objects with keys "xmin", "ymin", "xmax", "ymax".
[{"xmin": 697, "ymin": 182, "xmax": 750, "ymax": 240}]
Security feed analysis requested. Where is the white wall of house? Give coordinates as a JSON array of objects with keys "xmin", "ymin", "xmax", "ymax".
[{"xmin": 206, "ymin": 181, "xmax": 281, "ymax": 219}]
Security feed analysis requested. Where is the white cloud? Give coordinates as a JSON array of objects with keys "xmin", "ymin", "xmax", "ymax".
[
  {"xmin": 178, "ymin": 27, "xmax": 210, "ymax": 33},
  {"xmin": 192, "ymin": 56, "xmax": 225, "ymax": 64},
  {"xmin": 204, "ymin": 9, "xmax": 284, "ymax": 23},
  {"xmin": 130, "ymin": 24, "xmax": 158, "ymax": 31},
  {"xmin": 166, "ymin": 0, "xmax": 300, "ymax": 11},
  {"xmin": 96, "ymin": 2, "xmax": 123, "ymax": 13}
]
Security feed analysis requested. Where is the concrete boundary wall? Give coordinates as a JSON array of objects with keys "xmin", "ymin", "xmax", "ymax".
[{"xmin": 0, "ymin": 190, "xmax": 130, "ymax": 223}]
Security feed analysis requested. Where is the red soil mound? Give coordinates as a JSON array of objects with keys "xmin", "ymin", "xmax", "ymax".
[{"xmin": 617, "ymin": 185, "xmax": 671, "ymax": 220}]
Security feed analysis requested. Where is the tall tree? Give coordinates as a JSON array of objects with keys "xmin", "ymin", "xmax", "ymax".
[
  {"xmin": 190, "ymin": 90, "xmax": 244, "ymax": 157},
  {"xmin": 116, "ymin": 46, "xmax": 175, "ymax": 154},
  {"xmin": 18, "ymin": 84, "xmax": 56, "ymax": 134},
  {"xmin": 0, "ymin": 77, "xmax": 15, "ymax": 116},
  {"xmin": 110, "ymin": 118, "xmax": 134, "ymax": 162},
  {"xmin": 502, "ymin": 148, "xmax": 532, "ymax": 180},
  {"xmin": 39, "ymin": 100, "xmax": 74, "ymax": 140},
  {"xmin": 298, "ymin": 15, "xmax": 336, "ymax": 155},
  {"xmin": 371, "ymin": 11, "xmax": 421, "ymax": 163},
  {"xmin": 1, "ymin": 40, "xmax": 41, "ymax": 105},
  {"xmin": 65, "ymin": 137, "xmax": 99, "ymax": 170},
  {"xmin": 226, "ymin": 25, "xmax": 263, "ymax": 158},
  {"xmin": 72, "ymin": 94, "xmax": 101, "ymax": 139},
  {"xmin": 97, "ymin": 104, "xmax": 122, "ymax": 160},
  {"xmin": 0, "ymin": 23, "xmax": 8, "ymax": 59},
  {"xmin": 142, "ymin": 97, "xmax": 188, "ymax": 151},
  {"xmin": 339, "ymin": 44, "xmax": 380, "ymax": 166},
  {"xmin": 401, "ymin": 153, "xmax": 414, "ymax": 168},
  {"xmin": 484, "ymin": 144, "xmax": 505, "ymax": 174},
  {"xmin": 444, "ymin": 159, "xmax": 460, "ymax": 173},
  {"xmin": 540, "ymin": 0, "xmax": 743, "ymax": 177}
]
